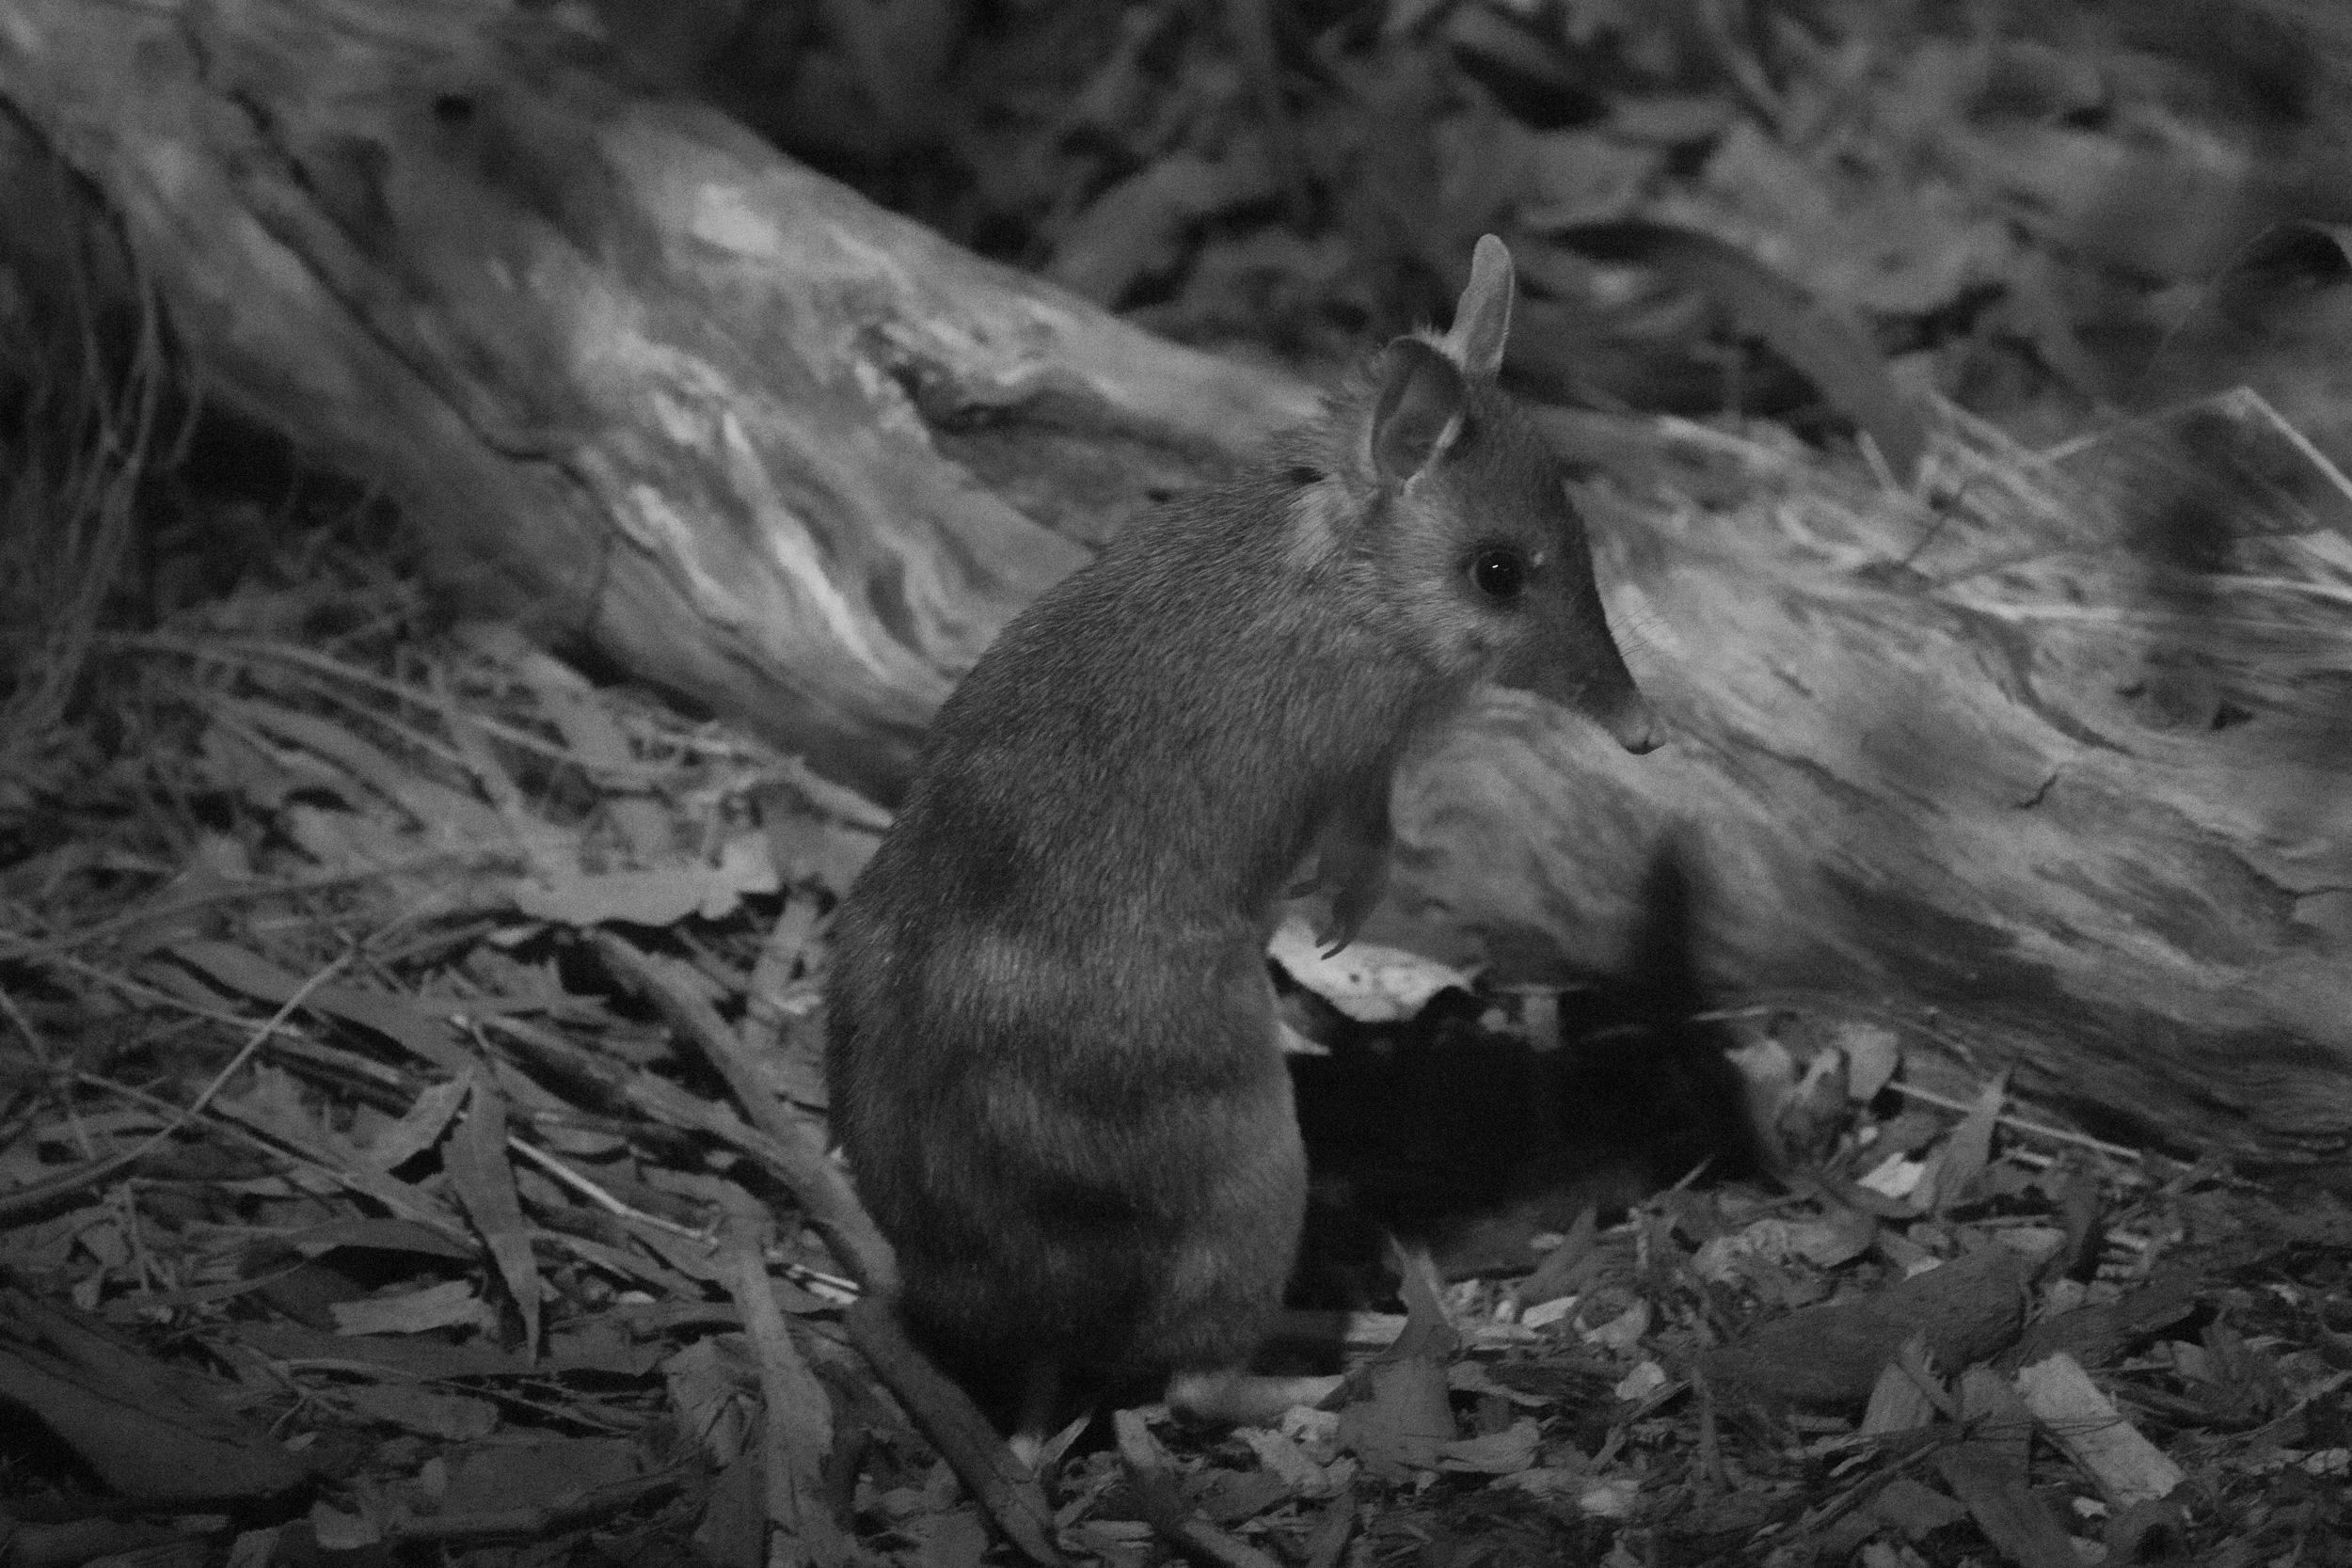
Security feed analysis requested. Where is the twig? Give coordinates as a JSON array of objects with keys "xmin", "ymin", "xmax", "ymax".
[
  {"xmin": 0, "ymin": 953, "xmax": 351, "ymax": 1219},
  {"xmin": 502, "ymin": 1132, "xmax": 713, "ymax": 1244},
  {"xmin": 847, "ymin": 1296, "xmax": 1068, "ymax": 1568},
  {"xmin": 0, "ymin": 849, "xmax": 487, "ymax": 962},
  {"xmin": 584, "ymin": 929, "xmax": 891, "ymax": 1290},
  {"xmin": 1884, "ymin": 1080, "xmax": 2140, "ymax": 1163}
]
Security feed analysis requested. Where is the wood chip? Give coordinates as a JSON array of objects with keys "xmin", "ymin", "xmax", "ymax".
[{"xmin": 2014, "ymin": 1353, "xmax": 2186, "ymax": 1508}]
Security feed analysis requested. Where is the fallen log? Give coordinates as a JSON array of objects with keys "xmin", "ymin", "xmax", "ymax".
[
  {"xmin": 5, "ymin": 0, "xmax": 2349, "ymax": 1163},
  {"xmin": 1391, "ymin": 401, "xmax": 2352, "ymax": 1164},
  {"xmin": 0, "ymin": 0, "xmax": 1313, "ymax": 800}
]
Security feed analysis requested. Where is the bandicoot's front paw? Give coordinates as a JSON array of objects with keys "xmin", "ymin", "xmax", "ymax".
[{"xmin": 1317, "ymin": 863, "xmax": 1390, "ymax": 956}]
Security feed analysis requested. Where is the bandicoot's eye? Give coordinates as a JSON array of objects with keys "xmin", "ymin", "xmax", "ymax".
[{"xmin": 1470, "ymin": 547, "xmax": 1526, "ymax": 600}]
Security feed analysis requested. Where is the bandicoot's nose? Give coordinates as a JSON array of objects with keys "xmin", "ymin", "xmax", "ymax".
[{"xmin": 1608, "ymin": 693, "xmax": 1663, "ymax": 754}]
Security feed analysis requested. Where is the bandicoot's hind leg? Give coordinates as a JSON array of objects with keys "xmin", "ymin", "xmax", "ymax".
[
  {"xmin": 1008, "ymin": 1359, "xmax": 1060, "ymax": 1470},
  {"xmin": 1133, "ymin": 1062, "xmax": 1321, "ymax": 1428},
  {"xmin": 1164, "ymin": 1368, "xmax": 1345, "ymax": 1426}
]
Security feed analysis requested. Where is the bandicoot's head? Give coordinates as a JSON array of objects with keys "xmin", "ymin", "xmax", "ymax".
[{"xmin": 1303, "ymin": 235, "xmax": 1660, "ymax": 753}]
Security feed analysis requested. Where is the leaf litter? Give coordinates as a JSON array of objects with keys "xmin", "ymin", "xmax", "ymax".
[
  {"xmin": 8, "ymin": 0, "xmax": 2352, "ymax": 1564},
  {"xmin": 8, "ymin": 537, "xmax": 2348, "ymax": 1563}
]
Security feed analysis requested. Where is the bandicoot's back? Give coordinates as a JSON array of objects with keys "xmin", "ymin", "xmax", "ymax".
[{"xmin": 826, "ymin": 235, "xmax": 1657, "ymax": 1434}]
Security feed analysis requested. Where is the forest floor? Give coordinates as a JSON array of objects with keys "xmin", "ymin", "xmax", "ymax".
[{"xmin": 4, "ymin": 1, "xmax": 2351, "ymax": 1565}]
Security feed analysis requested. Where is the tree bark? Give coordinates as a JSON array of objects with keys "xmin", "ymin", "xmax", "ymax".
[{"xmin": 6, "ymin": 0, "xmax": 2350, "ymax": 1163}]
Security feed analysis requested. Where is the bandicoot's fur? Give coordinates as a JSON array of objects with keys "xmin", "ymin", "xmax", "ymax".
[{"xmin": 825, "ymin": 236, "xmax": 1656, "ymax": 1433}]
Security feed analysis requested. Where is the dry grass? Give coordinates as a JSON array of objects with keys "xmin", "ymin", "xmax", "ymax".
[{"xmin": 0, "ymin": 266, "xmax": 181, "ymax": 799}]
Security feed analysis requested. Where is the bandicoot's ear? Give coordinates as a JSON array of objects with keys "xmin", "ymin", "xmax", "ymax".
[
  {"xmin": 1440, "ymin": 233, "xmax": 1515, "ymax": 378},
  {"xmin": 1366, "ymin": 337, "xmax": 1466, "ymax": 483}
]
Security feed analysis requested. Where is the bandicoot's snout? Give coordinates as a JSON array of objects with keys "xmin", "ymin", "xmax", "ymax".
[
  {"xmin": 1607, "ymin": 690, "xmax": 1663, "ymax": 754},
  {"xmin": 1515, "ymin": 649, "xmax": 1663, "ymax": 753}
]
